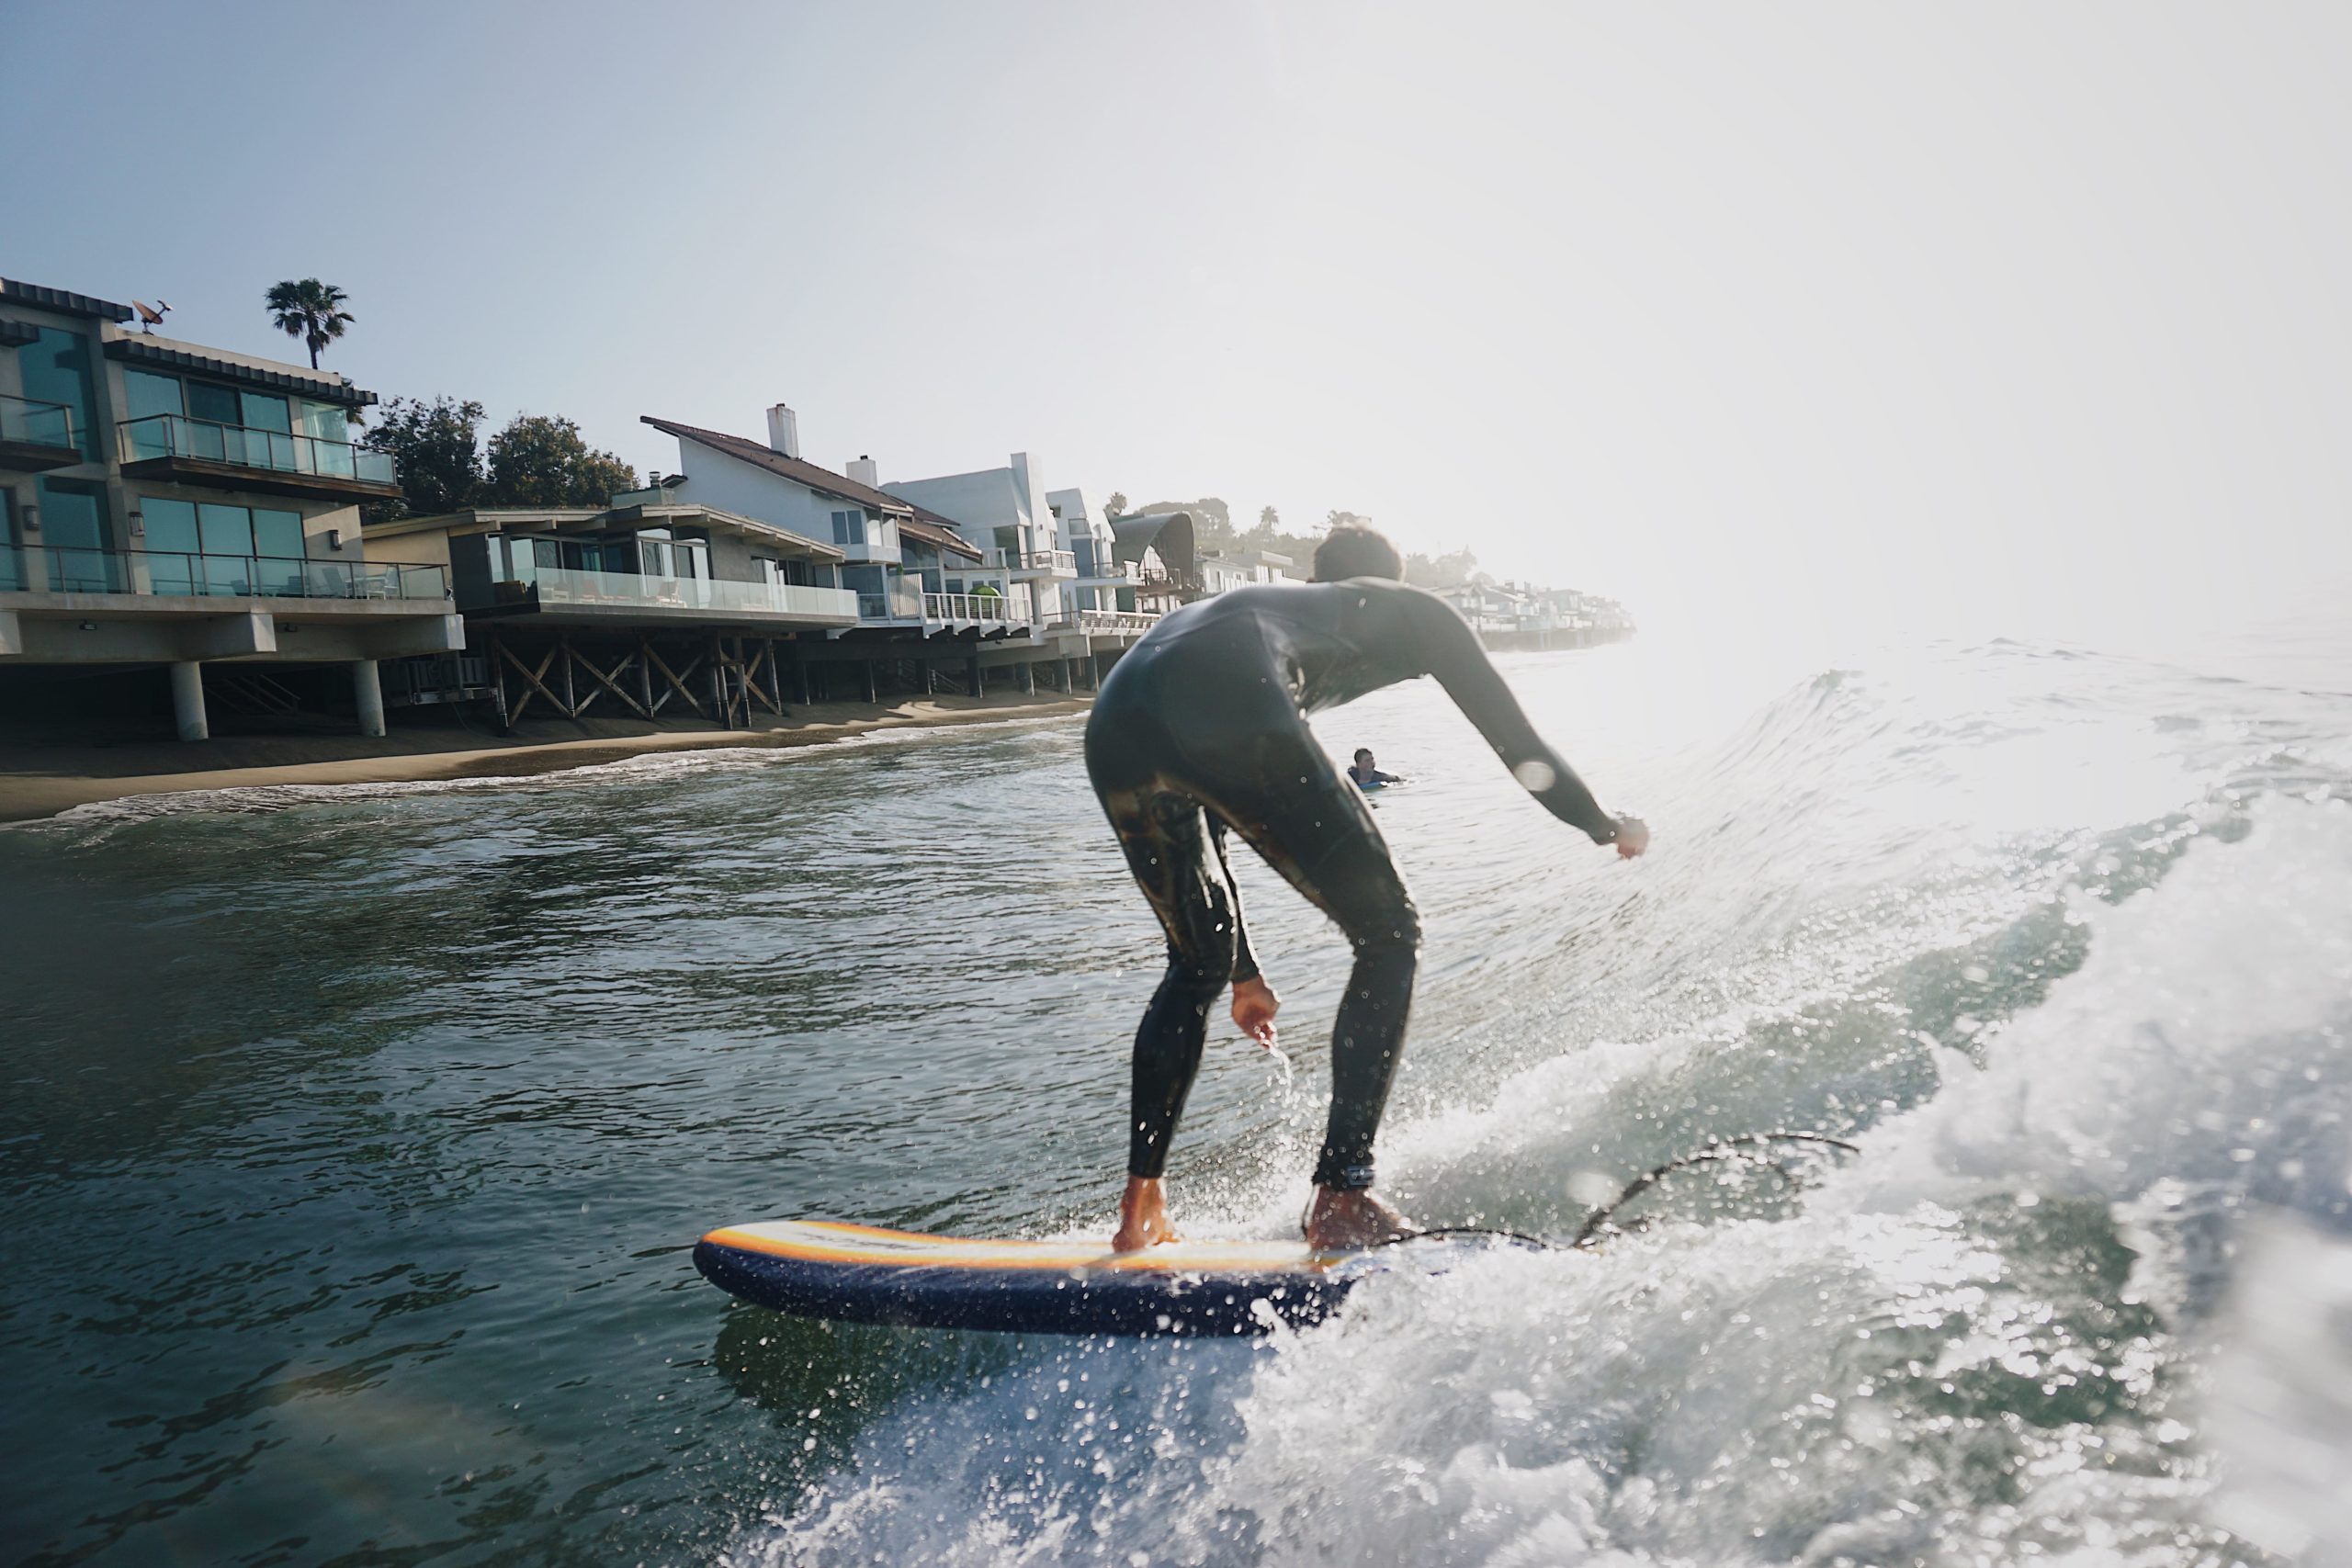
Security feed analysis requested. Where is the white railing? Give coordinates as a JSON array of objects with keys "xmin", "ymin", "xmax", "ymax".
[
  {"xmin": 926, "ymin": 590, "xmax": 1037, "ymax": 622},
  {"xmin": 1073, "ymin": 610, "xmax": 1158, "ymax": 634},
  {"xmin": 523, "ymin": 565, "xmax": 858, "ymax": 620}
]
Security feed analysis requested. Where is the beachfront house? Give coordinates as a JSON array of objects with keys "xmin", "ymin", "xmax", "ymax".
[
  {"xmin": 0, "ymin": 276, "xmax": 459, "ymax": 741},
  {"xmin": 878, "ymin": 451, "xmax": 1078, "ymax": 624},
  {"xmin": 1199, "ymin": 547, "xmax": 1295, "ymax": 596},
  {"xmin": 626, "ymin": 406, "xmax": 1156, "ymax": 705},
  {"xmin": 361, "ymin": 491, "xmax": 865, "ymax": 725},
  {"xmin": 1043, "ymin": 487, "xmax": 1144, "ymax": 615},
  {"xmin": 1433, "ymin": 579, "xmax": 1637, "ymax": 650},
  {"xmin": 1106, "ymin": 509, "xmax": 1203, "ymax": 615}
]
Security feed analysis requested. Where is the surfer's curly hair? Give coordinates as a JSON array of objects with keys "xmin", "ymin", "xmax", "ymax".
[{"xmin": 1312, "ymin": 523, "xmax": 1404, "ymax": 582}]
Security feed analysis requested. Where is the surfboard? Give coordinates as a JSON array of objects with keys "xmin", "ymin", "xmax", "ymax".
[{"xmin": 694, "ymin": 1219, "xmax": 1434, "ymax": 1337}]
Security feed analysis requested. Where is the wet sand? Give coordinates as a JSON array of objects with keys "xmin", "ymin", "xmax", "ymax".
[{"xmin": 0, "ymin": 691, "xmax": 1091, "ymax": 823}]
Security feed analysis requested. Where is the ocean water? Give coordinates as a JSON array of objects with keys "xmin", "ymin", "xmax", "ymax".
[{"xmin": 1, "ymin": 622, "xmax": 2347, "ymax": 1566}]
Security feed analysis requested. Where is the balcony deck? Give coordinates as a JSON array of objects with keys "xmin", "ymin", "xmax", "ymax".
[
  {"xmin": 0, "ymin": 393, "xmax": 81, "ymax": 472},
  {"xmin": 0, "ymin": 547, "xmax": 460, "ymax": 664},
  {"xmin": 480, "ymin": 564, "xmax": 861, "ymax": 629},
  {"xmin": 117, "ymin": 413, "xmax": 402, "ymax": 503}
]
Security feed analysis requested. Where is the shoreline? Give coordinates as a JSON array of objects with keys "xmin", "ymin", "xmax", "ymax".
[{"xmin": 0, "ymin": 690, "xmax": 1092, "ymax": 823}]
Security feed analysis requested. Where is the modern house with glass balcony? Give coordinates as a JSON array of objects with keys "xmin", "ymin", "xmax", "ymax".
[
  {"xmin": 0, "ymin": 276, "xmax": 460, "ymax": 741},
  {"xmin": 1044, "ymin": 486, "xmax": 1148, "ymax": 615},
  {"xmin": 878, "ymin": 450, "xmax": 1082, "ymax": 623}
]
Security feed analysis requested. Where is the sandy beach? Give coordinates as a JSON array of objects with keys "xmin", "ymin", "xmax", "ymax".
[{"xmin": 0, "ymin": 690, "xmax": 1091, "ymax": 823}]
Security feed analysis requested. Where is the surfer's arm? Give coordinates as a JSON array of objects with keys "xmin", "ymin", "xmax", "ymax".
[
  {"xmin": 1230, "ymin": 902, "xmax": 1278, "ymax": 1045},
  {"xmin": 1408, "ymin": 592, "xmax": 1623, "ymax": 844}
]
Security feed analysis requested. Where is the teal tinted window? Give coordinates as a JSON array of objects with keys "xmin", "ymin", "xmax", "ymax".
[
  {"xmin": 125, "ymin": 370, "xmax": 184, "ymax": 422},
  {"xmin": 187, "ymin": 381, "xmax": 240, "ymax": 425},
  {"xmin": 141, "ymin": 497, "xmax": 200, "ymax": 553},
  {"xmin": 240, "ymin": 391, "xmax": 291, "ymax": 434},
  {"xmin": 37, "ymin": 478, "xmax": 116, "ymax": 590},
  {"xmin": 198, "ymin": 502, "xmax": 253, "ymax": 557},
  {"xmin": 252, "ymin": 509, "xmax": 302, "ymax": 559},
  {"xmin": 21, "ymin": 329, "xmax": 98, "ymax": 457},
  {"xmin": 141, "ymin": 498, "xmax": 201, "ymax": 592}
]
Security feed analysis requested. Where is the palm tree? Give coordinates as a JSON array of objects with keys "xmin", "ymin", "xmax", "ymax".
[{"xmin": 265, "ymin": 279, "xmax": 355, "ymax": 369}]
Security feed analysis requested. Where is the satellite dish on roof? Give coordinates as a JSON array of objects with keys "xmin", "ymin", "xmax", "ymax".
[{"xmin": 133, "ymin": 299, "xmax": 171, "ymax": 333}]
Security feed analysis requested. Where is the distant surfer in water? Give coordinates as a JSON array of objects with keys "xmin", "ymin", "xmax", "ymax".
[
  {"xmin": 1347, "ymin": 749, "xmax": 1403, "ymax": 791},
  {"xmin": 1086, "ymin": 524, "xmax": 1647, "ymax": 1250}
]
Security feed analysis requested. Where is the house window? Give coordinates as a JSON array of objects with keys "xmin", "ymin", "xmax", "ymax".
[
  {"xmin": 186, "ymin": 380, "xmax": 242, "ymax": 426},
  {"xmin": 20, "ymin": 328, "xmax": 100, "ymax": 457},
  {"xmin": 830, "ymin": 509, "xmax": 866, "ymax": 547},
  {"xmin": 125, "ymin": 369, "xmax": 185, "ymax": 422}
]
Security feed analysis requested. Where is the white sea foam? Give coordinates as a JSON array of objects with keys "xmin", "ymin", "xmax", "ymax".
[{"xmin": 749, "ymin": 795, "xmax": 2352, "ymax": 1566}]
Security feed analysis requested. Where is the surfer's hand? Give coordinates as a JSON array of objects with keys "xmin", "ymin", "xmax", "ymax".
[
  {"xmin": 1232, "ymin": 977, "xmax": 1280, "ymax": 1047},
  {"xmin": 1612, "ymin": 816, "xmax": 1649, "ymax": 859}
]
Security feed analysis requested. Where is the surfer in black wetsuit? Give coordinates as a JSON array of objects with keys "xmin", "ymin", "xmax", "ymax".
[
  {"xmin": 1087, "ymin": 525, "xmax": 1647, "ymax": 1251},
  {"xmin": 1348, "ymin": 750, "xmax": 1403, "ymax": 790}
]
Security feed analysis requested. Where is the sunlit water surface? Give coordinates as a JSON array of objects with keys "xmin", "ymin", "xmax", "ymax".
[{"xmin": 3, "ymin": 622, "xmax": 2348, "ymax": 1566}]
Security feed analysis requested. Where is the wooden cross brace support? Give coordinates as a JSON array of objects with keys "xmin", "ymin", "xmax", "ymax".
[
  {"xmin": 644, "ymin": 641, "xmax": 709, "ymax": 718},
  {"xmin": 495, "ymin": 639, "xmax": 564, "ymax": 725},
  {"xmin": 568, "ymin": 643, "xmax": 651, "ymax": 720}
]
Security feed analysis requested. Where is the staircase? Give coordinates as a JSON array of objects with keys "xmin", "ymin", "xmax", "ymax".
[{"xmin": 204, "ymin": 671, "xmax": 304, "ymax": 717}]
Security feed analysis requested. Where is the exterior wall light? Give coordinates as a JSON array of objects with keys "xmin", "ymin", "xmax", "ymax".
[
  {"xmin": 325, "ymin": 528, "xmax": 343, "ymax": 551},
  {"xmin": 129, "ymin": 508, "xmax": 144, "ymax": 538},
  {"xmin": 20, "ymin": 505, "xmax": 37, "ymax": 533}
]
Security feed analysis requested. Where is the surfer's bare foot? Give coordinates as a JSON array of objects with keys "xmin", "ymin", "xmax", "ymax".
[
  {"xmin": 1113, "ymin": 1176, "xmax": 1182, "ymax": 1251},
  {"xmin": 1305, "ymin": 1186, "xmax": 1414, "ymax": 1250}
]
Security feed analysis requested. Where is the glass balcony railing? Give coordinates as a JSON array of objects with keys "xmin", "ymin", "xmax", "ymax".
[
  {"xmin": 520, "ymin": 563, "xmax": 859, "ymax": 621},
  {"xmin": 0, "ymin": 392, "xmax": 75, "ymax": 450},
  {"xmin": 118, "ymin": 413, "xmax": 397, "ymax": 486},
  {"xmin": 855, "ymin": 580, "xmax": 927, "ymax": 621},
  {"xmin": 0, "ymin": 546, "xmax": 447, "ymax": 600},
  {"xmin": 989, "ymin": 547, "xmax": 1076, "ymax": 574}
]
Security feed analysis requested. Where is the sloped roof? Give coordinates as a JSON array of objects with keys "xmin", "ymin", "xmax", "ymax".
[
  {"xmin": 106, "ymin": 337, "xmax": 377, "ymax": 407},
  {"xmin": 898, "ymin": 511, "xmax": 984, "ymax": 562},
  {"xmin": 1, "ymin": 278, "xmax": 135, "ymax": 322},
  {"xmin": 642, "ymin": 415, "xmax": 916, "ymax": 517}
]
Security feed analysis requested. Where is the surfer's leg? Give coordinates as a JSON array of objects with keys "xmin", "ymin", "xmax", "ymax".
[
  {"xmin": 1290, "ymin": 830, "xmax": 1422, "ymax": 1196},
  {"xmin": 1209, "ymin": 746, "xmax": 1422, "ymax": 1230},
  {"xmin": 1100, "ymin": 785, "xmax": 1243, "ymax": 1183}
]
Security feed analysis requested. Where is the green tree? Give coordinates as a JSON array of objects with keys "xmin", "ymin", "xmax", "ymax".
[
  {"xmin": 1104, "ymin": 491, "xmax": 1129, "ymax": 520},
  {"xmin": 1259, "ymin": 505, "xmax": 1279, "ymax": 530},
  {"xmin": 485, "ymin": 413, "xmax": 638, "ymax": 506},
  {"xmin": 358, "ymin": 395, "xmax": 485, "ymax": 523},
  {"xmin": 265, "ymin": 278, "xmax": 355, "ymax": 369},
  {"xmin": 1403, "ymin": 547, "xmax": 1479, "ymax": 589}
]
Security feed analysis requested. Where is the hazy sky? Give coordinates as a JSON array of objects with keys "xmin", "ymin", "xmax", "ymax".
[{"xmin": 7, "ymin": 3, "xmax": 2348, "ymax": 647}]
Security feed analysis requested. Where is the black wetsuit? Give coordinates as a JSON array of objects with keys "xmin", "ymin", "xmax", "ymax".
[{"xmin": 1084, "ymin": 580, "xmax": 1621, "ymax": 1191}]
